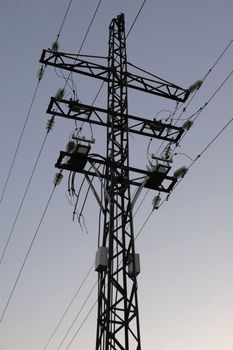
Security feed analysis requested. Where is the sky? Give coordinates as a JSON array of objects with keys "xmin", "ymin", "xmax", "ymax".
[{"xmin": 0, "ymin": 1, "xmax": 232, "ymax": 350}]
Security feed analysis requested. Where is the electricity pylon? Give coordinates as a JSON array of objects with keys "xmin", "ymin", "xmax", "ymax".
[{"xmin": 40, "ymin": 13, "xmax": 189, "ymax": 350}]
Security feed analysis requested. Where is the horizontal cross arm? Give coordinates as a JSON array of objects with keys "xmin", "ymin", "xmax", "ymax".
[
  {"xmin": 126, "ymin": 72, "xmax": 189, "ymax": 102},
  {"xmin": 55, "ymin": 152, "xmax": 177, "ymax": 193},
  {"xmin": 40, "ymin": 49, "xmax": 109, "ymax": 81},
  {"xmin": 47, "ymin": 97, "xmax": 184, "ymax": 143}
]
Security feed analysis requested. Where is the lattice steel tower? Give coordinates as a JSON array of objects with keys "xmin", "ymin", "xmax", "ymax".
[
  {"xmin": 40, "ymin": 13, "xmax": 189, "ymax": 350},
  {"xmin": 95, "ymin": 14, "xmax": 140, "ymax": 350}
]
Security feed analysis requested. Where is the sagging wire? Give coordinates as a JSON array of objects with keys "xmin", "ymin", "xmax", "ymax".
[
  {"xmin": 56, "ymin": 280, "xmax": 98, "ymax": 350},
  {"xmin": 39, "ymin": 3, "xmax": 149, "ymax": 347},
  {"xmin": 126, "ymin": 0, "xmax": 147, "ymax": 38},
  {"xmin": 53, "ymin": 165, "xmax": 104, "ymax": 346},
  {"xmin": 56, "ymin": 0, "xmax": 73, "ymax": 42},
  {"xmin": 154, "ymin": 109, "xmax": 172, "ymax": 122},
  {"xmin": 73, "ymin": 183, "xmax": 91, "ymax": 235},
  {"xmin": 169, "ymin": 70, "xmax": 233, "ymax": 158},
  {"xmin": 50, "ymin": 0, "xmax": 103, "ymax": 148},
  {"xmin": 42, "ymin": 263, "xmax": 95, "ymax": 350},
  {"xmin": 173, "ymin": 38, "xmax": 233, "ymax": 123},
  {"xmin": 0, "ymin": 170, "xmax": 63, "ymax": 323},
  {"xmin": 0, "ymin": 0, "xmax": 77, "ymax": 204},
  {"xmin": 146, "ymin": 138, "xmax": 153, "ymax": 163},
  {"xmin": 0, "ymin": 70, "xmax": 45, "ymax": 203},
  {"xmin": 39, "ymin": 16, "xmax": 232, "ymax": 350},
  {"xmin": 154, "ymin": 70, "xmax": 233, "ymax": 162},
  {"xmin": 152, "ymin": 39, "xmax": 233, "ymax": 160},
  {"xmin": 0, "ymin": 116, "xmax": 55, "ymax": 268},
  {"xmin": 165, "ymin": 115, "xmax": 233, "ymax": 203},
  {"xmin": 132, "ymin": 68, "xmax": 233, "ymax": 228},
  {"xmin": 137, "ymin": 70, "xmax": 233, "ymax": 216},
  {"xmin": 97, "ymin": 164, "xmax": 105, "ymax": 248},
  {"xmin": 56, "ymin": 0, "xmax": 103, "ymax": 127},
  {"xmin": 172, "ymin": 152, "xmax": 194, "ymax": 162},
  {"xmin": 0, "ymin": 0, "xmax": 100, "ymax": 338},
  {"xmin": 63, "ymin": 299, "xmax": 98, "ymax": 350},
  {"xmin": 135, "ymin": 116, "xmax": 233, "ymax": 241},
  {"xmin": 54, "ymin": 67, "xmax": 79, "ymax": 101},
  {"xmin": 66, "ymin": 161, "xmax": 102, "ymax": 234}
]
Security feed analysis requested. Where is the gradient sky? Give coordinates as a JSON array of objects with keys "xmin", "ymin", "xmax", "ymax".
[{"xmin": 0, "ymin": 1, "xmax": 233, "ymax": 350}]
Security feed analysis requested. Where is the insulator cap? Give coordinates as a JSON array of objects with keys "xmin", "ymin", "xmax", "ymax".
[
  {"xmin": 37, "ymin": 66, "xmax": 44, "ymax": 80},
  {"xmin": 188, "ymin": 80, "xmax": 203, "ymax": 93},
  {"xmin": 51, "ymin": 41, "xmax": 59, "ymax": 52},
  {"xmin": 173, "ymin": 166, "xmax": 188, "ymax": 179},
  {"xmin": 152, "ymin": 195, "xmax": 161, "ymax": 210},
  {"xmin": 182, "ymin": 119, "xmax": 193, "ymax": 130},
  {"xmin": 162, "ymin": 146, "xmax": 172, "ymax": 160},
  {"xmin": 55, "ymin": 88, "xmax": 65, "ymax": 101},
  {"xmin": 46, "ymin": 117, "xmax": 55, "ymax": 132},
  {"xmin": 53, "ymin": 172, "xmax": 63, "ymax": 186}
]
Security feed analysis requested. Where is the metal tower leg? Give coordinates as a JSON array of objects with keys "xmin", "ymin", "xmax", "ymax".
[{"xmin": 95, "ymin": 14, "xmax": 141, "ymax": 350}]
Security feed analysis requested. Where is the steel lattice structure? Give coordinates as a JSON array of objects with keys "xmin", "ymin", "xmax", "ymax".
[
  {"xmin": 95, "ymin": 14, "xmax": 141, "ymax": 350},
  {"xmin": 40, "ymin": 13, "xmax": 189, "ymax": 350}
]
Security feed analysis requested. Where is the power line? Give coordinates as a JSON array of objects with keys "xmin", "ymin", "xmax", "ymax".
[
  {"xmin": 42, "ymin": 262, "xmax": 94, "ymax": 350},
  {"xmin": 0, "ymin": 0, "xmax": 101, "ymax": 321},
  {"xmin": 0, "ymin": 1, "xmax": 76, "ymax": 204},
  {"xmin": 64, "ymin": 300, "xmax": 98, "ymax": 350},
  {"xmin": 62, "ymin": 0, "xmax": 103, "ymax": 96},
  {"xmin": 126, "ymin": 0, "xmax": 147, "ymax": 38},
  {"xmin": 168, "ymin": 70, "xmax": 233, "ymax": 155},
  {"xmin": 40, "ymin": 19, "xmax": 231, "ymax": 350},
  {"xmin": 175, "ymin": 38, "xmax": 233, "ymax": 121},
  {"xmin": 140, "ymin": 70, "xmax": 232, "ymax": 215},
  {"xmin": 189, "ymin": 117, "xmax": 233, "ymax": 169},
  {"xmin": 0, "ymin": 182, "xmax": 58, "ymax": 323},
  {"xmin": 202, "ymin": 38, "xmax": 233, "ymax": 81},
  {"xmin": 132, "ymin": 115, "xmax": 233, "ymax": 241},
  {"xmin": 0, "ymin": 80, "xmax": 41, "ymax": 203},
  {"xmin": 78, "ymin": 0, "xmax": 102, "ymax": 56},
  {"xmin": 155, "ymin": 68, "xmax": 232, "ymax": 159},
  {"xmin": 138, "ymin": 115, "xmax": 233, "ymax": 240},
  {"xmin": 57, "ymin": 280, "xmax": 98, "ymax": 350},
  {"xmin": 56, "ymin": 0, "xmax": 74, "ymax": 40},
  {"xmin": 142, "ymin": 39, "xmax": 233, "ymax": 162},
  {"xmin": 79, "ymin": 0, "xmax": 148, "ymax": 115},
  {"xmin": 164, "ymin": 116, "xmax": 233, "ymax": 204},
  {"xmin": 53, "ymin": 200, "xmax": 153, "ymax": 350},
  {"xmin": 0, "ymin": 132, "xmax": 49, "ymax": 267},
  {"xmin": 38, "ymin": 5, "xmax": 150, "ymax": 348},
  {"xmin": 193, "ymin": 71, "xmax": 233, "ymax": 122}
]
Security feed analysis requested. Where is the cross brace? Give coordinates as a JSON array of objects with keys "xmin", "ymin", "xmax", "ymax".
[
  {"xmin": 47, "ymin": 97, "xmax": 185, "ymax": 143},
  {"xmin": 40, "ymin": 50, "xmax": 189, "ymax": 102}
]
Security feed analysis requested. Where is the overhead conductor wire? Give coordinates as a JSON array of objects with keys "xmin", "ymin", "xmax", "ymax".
[
  {"xmin": 0, "ymin": 1, "xmax": 75, "ymax": 204},
  {"xmin": 0, "ymin": 78, "xmax": 42, "ymax": 203},
  {"xmin": 153, "ymin": 38, "xmax": 233, "ymax": 158},
  {"xmin": 1, "ymin": 0, "xmax": 103, "ymax": 326},
  {"xmin": 0, "ymin": 0, "xmax": 76, "ymax": 265},
  {"xmin": 121, "ymin": 114, "xmax": 233, "ymax": 260},
  {"xmin": 0, "ymin": 129, "xmax": 49, "ymax": 266},
  {"xmin": 165, "ymin": 115, "xmax": 233, "ymax": 204},
  {"xmin": 61, "ymin": 36, "xmax": 233, "ymax": 349},
  {"xmin": 41, "ymin": 0, "xmax": 106, "ymax": 346},
  {"xmin": 0, "ymin": 0, "xmax": 75, "ymax": 322},
  {"xmin": 176, "ymin": 37, "xmax": 233, "ymax": 121},
  {"xmin": 0, "ymin": 179, "xmax": 60, "ymax": 323},
  {"xmin": 141, "ymin": 40, "xmax": 233, "ymax": 209},
  {"xmin": 132, "ymin": 42, "xmax": 233, "ymax": 248},
  {"xmin": 41, "ymin": 2, "xmax": 150, "ymax": 349}
]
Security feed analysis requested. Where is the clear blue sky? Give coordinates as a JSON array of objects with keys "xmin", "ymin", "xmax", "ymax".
[{"xmin": 0, "ymin": 1, "xmax": 232, "ymax": 350}]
